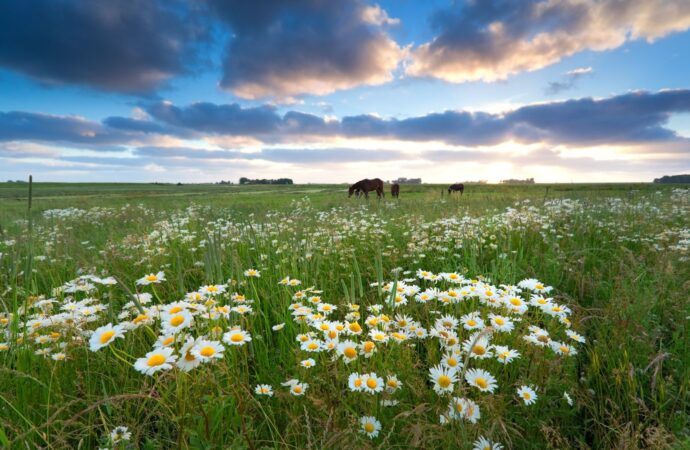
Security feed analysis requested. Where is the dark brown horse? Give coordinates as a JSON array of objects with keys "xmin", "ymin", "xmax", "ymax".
[
  {"xmin": 448, "ymin": 183, "xmax": 464, "ymax": 195},
  {"xmin": 391, "ymin": 183, "xmax": 400, "ymax": 198},
  {"xmin": 349, "ymin": 178, "xmax": 384, "ymax": 199}
]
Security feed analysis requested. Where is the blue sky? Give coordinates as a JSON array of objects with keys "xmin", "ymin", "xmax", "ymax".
[{"xmin": 1, "ymin": 0, "xmax": 689, "ymax": 183}]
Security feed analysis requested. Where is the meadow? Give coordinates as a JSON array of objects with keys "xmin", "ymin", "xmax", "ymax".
[{"xmin": 0, "ymin": 182, "xmax": 688, "ymax": 449}]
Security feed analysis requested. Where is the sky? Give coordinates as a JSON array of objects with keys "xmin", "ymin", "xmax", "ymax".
[{"xmin": 1, "ymin": 0, "xmax": 690, "ymax": 184}]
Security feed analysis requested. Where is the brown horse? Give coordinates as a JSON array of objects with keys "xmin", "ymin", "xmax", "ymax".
[
  {"xmin": 391, "ymin": 183, "xmax": 400, "ymax": 198},
  {"xmin": 349, "ymin": 178, "xmax": 384, "ymax": 199},
  {"xmin": 448, "ymin": 183, "xmax": 464, "ymax": 195}
]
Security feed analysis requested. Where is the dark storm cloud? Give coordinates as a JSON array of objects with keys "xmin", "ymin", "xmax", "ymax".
[
  {"xmin": 3, "ymin": 89, "xmax": 690, "ymax": 150},
  {"xmin": 208, "ymin": 0, "xmax": 403, "ymax": 99},
  {"xmin": 0, "ymin": 0, "xmax": 204, "ymax": 93}
]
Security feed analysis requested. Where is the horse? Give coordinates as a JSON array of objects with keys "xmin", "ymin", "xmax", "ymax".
[
  {"xmin": 448, "ymin": 183, "xmax": 464, "ymax": 195},
  {"xmin": 391, "ymin": 183, "xmax": 400, "ymax": 198},
  {"xmin": 349, "ymin": 178, "xmax": 384, "ymax": 199}
]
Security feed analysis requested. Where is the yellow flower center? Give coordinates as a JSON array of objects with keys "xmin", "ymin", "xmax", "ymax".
[
  {"xmin": 292, "ymin": 386, "xmax": 302, "ymax": 394},
  {"xmin": 354, "ymin": 378, "xmax": 362, "ymax": 387},
  {"xmin": 170, "ymin": 315, "xmax": 185, "ymax": 327},
  {"xmin": 200, "ymin": 346, "xmax": 215, "ymax": 357},
  {"xmin": 344, "ymin": 347, "xmax": 357, "ymax": 359},
  {"xmin": 535, "ymin": 283, "xmax": 544, "ymax": 290},
  {"xmin": 184, "ymin": 352, "xmax": 196, "ymax": 361},
  {"xmin": 99, "ymin": 331, "xmax": 115, "ymax": 344},
  {"xmin": 438, "ymin": 375, "xmax": 451, "ymax": 388},
  {"xmin": 133, "ymin": 314, "xmax": 149, "ymax": 324},
  {"xmin": 523, "ymin": 392, "xmax": 531, "ymax": 400},
  {"xmin": 146, "ymin": 275, "xmax": 158, "ymax": 281},
  {"xmin": 537, "ymin": 335, "xmax": 549, "ymax": 343},
  {"xmin": 230, "ymin": 333, "xmax": 244, "ymax": 343},
  {"xmin": 560, "ymin": 346, "xmax": 570, "ymax": 354},
  {"xmin": 363, "ymin": 341, "xmax": 375, "ymax": 353},
  {"xmin": 366, "ymin": 378, "xmax": 378, "ymax": 389},
  {"xmin": 162, "ymin": 336, "xmax": 174, "ymax": 346},
  {"xmin": 349, "ymin": 322, "xmax": 362, "ymax": 333},
  {"xmin": 364, "ymin": 423, "xmax": 375, "ymax": 433},
  {"xmin": 467, "ymin": 319, "xmax": 477, "ymax": 326},
  {"xmin": 147, "ymin": 354, "xmax": 166, "ymax": 367},
  {"xmin": 472, "ymin": 345, "xmax": 486, "ymax": 355},
  {"xmin": 494, "ymin": 318, "xmax": 505, "ymax": 325},
  {"xmin": 510, "ymin": 298, "xmax": 521, "ymax": 305},
  {"xmin": 475, "ymin": 378, "xmax": 488, "ymax": 389},
  {"xmin": 169, "ymin": 306, "xmax": 183, "ymax": 314},
  {"xmin": 447, "ymin": 358, "xmax": 457, "ymax": 367}
]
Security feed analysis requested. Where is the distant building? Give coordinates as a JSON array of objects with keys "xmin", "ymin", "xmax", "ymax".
[
  {"xmin": 500, "ymin": 178, "xmax": 535, "ymax": 185},
  {"xmin": 464, "ymin": 180, "xmax": 488, "ymax": 184},
  {"xmin": 391, "ymin": 177, "xmax": 421, "ymax": 184}
]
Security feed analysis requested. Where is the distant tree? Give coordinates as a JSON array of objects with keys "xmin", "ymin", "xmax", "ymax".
[
  {"xmin": 654, "ymin": 174, "xmax": 690, "ymax": 183},
  {"xmin": 238, "ymin": 177, "xmax": 293, "ymax": 185}
]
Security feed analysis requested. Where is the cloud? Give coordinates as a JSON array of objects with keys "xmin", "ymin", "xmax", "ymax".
[
  {"xmin": 0, "ymin": 0, "xmax": 203, "ymax": 93},
  {"xmin": 209, "ymin": 0, "xmax": 405, "ymax": 99},
  {"xmin": 0, "ymin": 111, "xmax": 131, "ymax": 146},
  {"xmin": 406, "ymin": 0, "xmax": 690, "ymax": 83},
  {"xmin": 3, "ymin": 90, "xmax": 690, "ymax": 151},
  {"xmin": 134, "ymin": 146, "xmax": 404, "ymax": 163},
  {"xmin": 546, "ymin": 67, "xmax": 594, "ymax": 95}
]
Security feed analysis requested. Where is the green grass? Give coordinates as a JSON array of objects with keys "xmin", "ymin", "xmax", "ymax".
[{"xmin": 0, "ymin": 182, "xmax": 688, "ymax": 449}]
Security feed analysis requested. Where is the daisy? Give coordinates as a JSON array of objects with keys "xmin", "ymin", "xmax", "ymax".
[
  {"xmin": 385, "ymin": 375, "xmax": 402, "ymax": 393},
  {"xmin": 359, "ymin": 341, "xmax": 377, "ymax": 358},
  {"xmin": 223, "ymin": 328, "xmax": 252, "ymax": 346},
  {"xmin": 300, "ymin": 358, "xmax": 316, "ymax": 368},
  {"xmin": 282, "ymin": 379, "xmax": 308, "ymax": 396},
  {"xmin": 154, "ymin": 334, "xmax": 176, "ymax": 348},
  {"xmin": 199, "ymin": 284, "xmax": 226, "ymax": 296},
  {"xmin": 429, "ymin": 364, "xmax": 457, "ymax": 395},
  {"xmin": 448, "ymin": 397, "xmax": 481, "ymax": 423},
  {"xmin": 473, "ymin": 436, "xmax": 503, "ymax": 450},
  {"xmin": 517, "ymin": 385, "xmax": 538, "ymax": 405},
  {"xmin": 89, "ymin": 323, "xmax": 126, "ymax": 351},
  {"xmin": 110, "ymin": 426, "xmax": 131, "ymax": 444},
  {"xmin": 493, "ymin": 345, "xmax": 520, "ymax": 364},
  {"xmin": 134, "ymin": 347, "xmax": 177, "ymax": 376},
  {"xmin": 566, "ymin": 330, "xmax": 586, "ymax": 343},
  {"xmin": 465, "ymin": 368, "xmax": 498, "ymax": 393},
  {"xmin": 255, "ymin": 384, "xmax": 274, "ymax": 396},
  {"xmin": 161, "ymin": 310, "xmax": 194, "ymax": 334},
  {"xmin": 300, "ymin": 339, "xmax": 323, "ymax": 352},
  {"xmin": 348, "ymin": 372, "xmax": 365, "ymax": 392},
  {"xmin": 563, "ymin": 391, "xmax": 574, "ymax": 406},
  {"xmin": 551, "ymin": 341, "xmax": 577, "ymax": 356},
  {"xmin": 359, "ymin": 416, "xmax": 381, "ymax": 439},
  {"xmin": 243, "ymin": 268, "xmax": 260, "ymax": 278},
  {"xmin": 460, "ymin": 312, "xmax": 484, "ymax": 331},
  {"xmin": 136, "ymin": 271, "xmax": 165, "ymax": 285},
  {"xmin": 361, "ymin": 373, "xmax": 384, "ymax": 394},
  {"xmin": 488, "ymin": 314, "xmax": 514, "ymax": 333},
  {"xmin": 441, "ymin": 353, "xmax": 463, "ymax": 371},
  {"xmin": 337, "ymin": 340, "xmax": 359, "ymax": 363},
  {"xmin": 191, "ymin": 339, "xmax": 224, "ymax": 362},
  {"xmin": 272, "ymin": 323, "xmax": 285, "ymax": 331},
  {"xmin": 177, "ymin": 337, "xmax": 202, "ymax": 372},
  {"xmin": 462, "ymin": 332, "xmax": 493, "ymax": 359}
]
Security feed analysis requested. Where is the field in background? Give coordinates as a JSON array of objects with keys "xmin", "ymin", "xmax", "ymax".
[{"xmin": 0, "ymin": 182, "xmax": 688, "ymax": 449}]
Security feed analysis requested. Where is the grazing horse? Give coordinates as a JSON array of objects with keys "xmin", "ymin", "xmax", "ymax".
[
  {"xmin": 448, "ymin": 183, "xmax": 464, "ymax": 195},
  {"xmin": 349, "ymin": 178, "xmax": 384, "ymax": 199},
  {"xmin": 391, "ymin": 183, "xmax": 400, "ymax": 198}
]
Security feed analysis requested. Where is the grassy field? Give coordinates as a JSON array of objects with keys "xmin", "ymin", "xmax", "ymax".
[{"xmin": 0, "ymin": 182, "xmax": 688, "ymax": 449}]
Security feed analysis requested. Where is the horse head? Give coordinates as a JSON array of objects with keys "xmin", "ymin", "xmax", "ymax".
[{"xmin": 348, "ymin": 185, "xmax": 355, "ymax": 197}]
